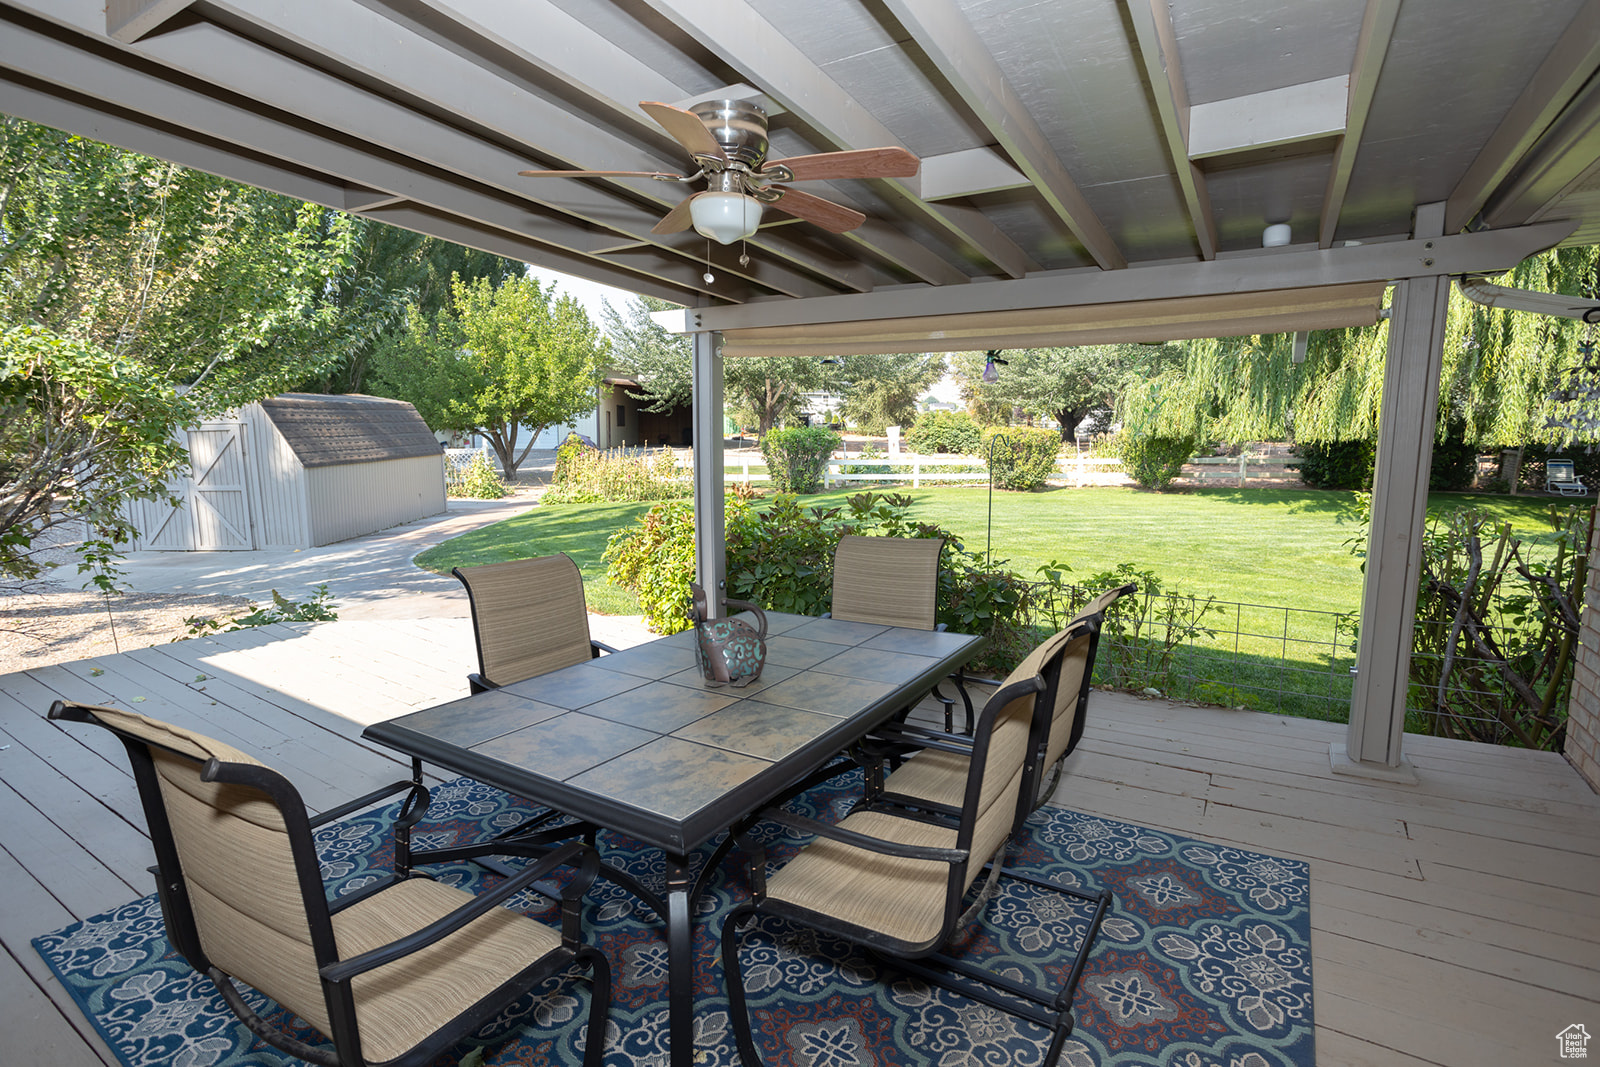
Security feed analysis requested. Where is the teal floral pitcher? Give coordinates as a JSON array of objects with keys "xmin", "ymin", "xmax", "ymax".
[{"xmin": 689, "ymin": 584, "xmax": 768, "ymax": 687}]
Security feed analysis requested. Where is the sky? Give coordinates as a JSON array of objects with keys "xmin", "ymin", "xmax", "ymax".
[
  {"xmin": 524, "ymin": 261, "xmax": 966, "ymax": 403},
  {"xmin": 525, "ymin": 264, "xmax": 637, "ymax": 330}
]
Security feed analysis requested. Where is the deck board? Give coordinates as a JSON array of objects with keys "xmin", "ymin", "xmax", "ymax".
[{"xmin": 2, "ymin": 619, "xmax": 1596, "ymax": 1067}]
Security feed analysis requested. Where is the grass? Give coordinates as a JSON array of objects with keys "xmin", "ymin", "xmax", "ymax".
[
  {"xmin": 414, "ymin": 499, "xmax": 652, "ymax": 616},
  {"xmin": 416, "ymin": 485, "xmax": 1573, "ymax": 621},
  {"xmin": 413, "ymin": 485, "xmax": 1578, "ymax": 721}
]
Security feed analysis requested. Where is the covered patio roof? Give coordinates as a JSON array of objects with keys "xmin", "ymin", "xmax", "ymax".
[
  {"xmin": 5, "ymin": 0, "xmax": 1599, "ymax": 780},
  {"xmin": 3, "ymin": 0, "xmax": 1598, "ymax": 318}
]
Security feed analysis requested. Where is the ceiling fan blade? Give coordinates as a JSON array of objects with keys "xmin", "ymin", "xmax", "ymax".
[
  {"xmin": 650, "ymin": 193, "xmax": 699, "ymax": 235},
  {"xmin": 518, "ymin": 168, "xmax": 686, "ymax": 179},
  {"xmin": 768, "ymin": 187, "xmax": 866, "ymax": 233},
  {"xmin": 640, "ymin": 101, "xmax": 727, "ymax": 163},
  {"xmin": 761, "ymin": 147, "xmax": 920, "ymax": 182}
]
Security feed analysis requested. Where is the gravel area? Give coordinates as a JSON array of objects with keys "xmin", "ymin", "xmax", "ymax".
[
  {"xmin": 0, "ymin": 526, "xmax": 253, "ymax": 676},
  {"xmin": 0, "ymin": 586, "xmax": 254, "ymax": 675}
]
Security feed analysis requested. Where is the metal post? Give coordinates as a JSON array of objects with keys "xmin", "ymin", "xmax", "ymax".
[
  {"xmin": 691, "ymin": 329, "xmax": 726, "ymax": 616},
  {"xmin": 1338, "ymin": 213, "xmax": 1452, "ymax": 781}
]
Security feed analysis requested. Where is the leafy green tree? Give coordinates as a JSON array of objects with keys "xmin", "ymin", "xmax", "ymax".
[
  {"xmin": 0, "ymin": 119, "xmax": 405, "ymax": 583},
  {"xmin": 602, "ymin": 294, "xmax": 841, "ymax": 435},
  {"xmin": 1123, "ymin": 245, "xmax": 1600, "ymax": 449},
  {"xmin": 301, "ymin": 222, "xmax": 520, "ymax": 395},
  {"xmin": 0, "ymin": 326, "xmax": 194, "ymax": 586},
  {"xmin": 836, "ymin": 353, "xmax": 944, "ymax": 434},
  {"xmin": 371, "ymin": 275, "xmax": 607, "ymax": 478},
  {"xmin": 602, "ymin": 295, "xmax": 693, "ymax": 412},
  {"xmin": 954, "ymin": 344, "xmax": 1184, "ymax": 439}
]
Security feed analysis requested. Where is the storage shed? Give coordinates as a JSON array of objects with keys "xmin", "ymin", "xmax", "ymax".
[{"xmin": 128, "ymin": 394, "xmax": 446, "ymax": 551}]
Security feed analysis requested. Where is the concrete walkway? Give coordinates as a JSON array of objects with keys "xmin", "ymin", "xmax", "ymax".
[{"xmin": 115, "ymin": 494, "xmax": 656, "ymax": 646}]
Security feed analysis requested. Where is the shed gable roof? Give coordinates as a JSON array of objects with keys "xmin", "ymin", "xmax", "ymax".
[{"xmin": 258, "ymin": 394, "xmax": 440, "ymax": 469}]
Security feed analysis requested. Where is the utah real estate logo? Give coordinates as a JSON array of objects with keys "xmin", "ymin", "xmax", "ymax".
[{"xmin": 1559, "ymin": 1024, "xmax": 1591, "ymax": 1060}]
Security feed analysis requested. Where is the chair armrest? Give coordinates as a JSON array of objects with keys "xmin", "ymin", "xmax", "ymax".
[
  {"xmin": 467, "ymin": 672, "xmax": 495, "ymax": 694},
  {"xmin": 591, "ymin": 640, "xmax": 619, "ymax": 656},
  {"xmin": 320, "ymin": 841, "xmax": 597, "ymax": 984},
  {"xmin": 762, "ymin": 809, "xmax": 969, "ymax": 864},
  {"xmin": 309, "ymin": 780, "xmax": 424, "ymax": 829},
  {"xmin": 867, "ymin": 721, "xmax": 975, "ymax": 758}
]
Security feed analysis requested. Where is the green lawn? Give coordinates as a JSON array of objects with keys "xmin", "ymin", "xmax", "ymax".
[
  {"xmin": 418, "ymin": 484, "xmax": 1571, "ymax": 623},
  {"xmin": 414, "ymin": 499, "xmax": 652, "ymax": 616},
  {"xmin": 414, "ymin": 485, "xmax": 1577, "ymax": 721}
]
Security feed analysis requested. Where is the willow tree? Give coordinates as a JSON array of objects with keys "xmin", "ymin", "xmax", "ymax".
[{"xmin": 1121, "ymin": 245, "xmax": 1600, "ymax": 448}]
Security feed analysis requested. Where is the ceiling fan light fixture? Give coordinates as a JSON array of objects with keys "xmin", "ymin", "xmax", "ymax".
[{"xmin": 690, "ymin": 192, "xmax": 763, "ymax": 244}]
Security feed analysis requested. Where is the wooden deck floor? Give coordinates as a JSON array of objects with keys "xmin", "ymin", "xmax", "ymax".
[{"xmin": 2, "ymin": 618, "xmax": 1596, "ymax": 1067}]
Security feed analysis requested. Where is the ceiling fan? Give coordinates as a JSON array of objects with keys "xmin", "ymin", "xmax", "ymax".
[{"xmin": 518, "ymin": 99, "xmax": 919, "ymax": 245}]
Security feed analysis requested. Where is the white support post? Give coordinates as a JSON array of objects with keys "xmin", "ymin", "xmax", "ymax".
[
  {"xmin": 1337, "ymin": 243, "xmax": 1451, "ymax": 781},
  {"xmin": 691, "ymin": 330, "xmax": 726, "ymax": 616}
]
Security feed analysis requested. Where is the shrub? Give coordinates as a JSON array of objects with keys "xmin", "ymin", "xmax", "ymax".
[
  {"xmin": 602, "ymin": 499, "xmax": 699, "ymax": 630},
  {"xmin": 761, "ymin": 426, "xmax": 840, "ymax": 493},
  {"xmin": 1119, "ymin": 433, "xmax": 1197, "ymax": 490},
  {"xmin": 543, "ymin": 445, "xmax": 687, "ymax": 504},
  {"xmin": 605, "ymin": 490, "xmax": 1033, "ymax": 666},
  {"xmin": 446, "ymin": 451, "xmax": 507, "ymax": 499},
  {"xmin": 1429, "ymin": 430, "xmax": 1478, "ymax": 491},
  {"xmin": 981, "ymin": 426, "xmax": 1061, "ymax": 490},
  {"xmin": 906, "ymin": 410, "xmax": 982, "ymax": 454},
  {"xmin": 1290, "ymin": 440, "xmax": 1374, "ymax": 490},
  {"xmin": 552, "ymin": 432, "xmax": 592, "ymax": 483}
]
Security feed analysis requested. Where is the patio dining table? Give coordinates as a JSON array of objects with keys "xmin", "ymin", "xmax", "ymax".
[{"xmin": 363, "ymin": 610, "xmax": 985, "ymax": 1067}]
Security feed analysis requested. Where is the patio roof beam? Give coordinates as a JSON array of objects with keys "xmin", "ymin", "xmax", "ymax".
[
  {"xmin": 106, "ymin": 0, "xmax": 193, "ymax": 43},
  {"xmin": 639, "ymin": 0, "xmax": 1029, "ymax": 282},
  {"xmin": 118, "ymin": 3, "xmax": 827, "ymax": 299},
  {"xmin": 208, "ymin": 0, "xmax": 862, "ymax": 297},
  {"xmin": 881, "ymin": 0, "xmax": 1127, "ymax": 270},
  {"xmin": 666, "ymin": 220, "xmax": 1576, "ymax": 332},
  {"xmin": 1319, "ymin": 0, "xmax": 1401, "ymax": 248},
  {"xmin": 1448, "ymin": 0, "xmax": 1600, "ymax": 232},
  {"xmin": 0, "ymin": 4, "xmax": 767, "ymax": 300},
  {"xmin": 1122, "ymin": 0, "xmax": 1218, "ymax": 261}
]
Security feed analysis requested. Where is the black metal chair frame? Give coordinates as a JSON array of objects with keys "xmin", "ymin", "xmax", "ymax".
[
  {"xmin": 719, "ymin": 653, "xmax": 1113, "ymax": 1067},
  {"xmin": 50, "ymin": 700, "xmax": 612, "ymax": 1067}
]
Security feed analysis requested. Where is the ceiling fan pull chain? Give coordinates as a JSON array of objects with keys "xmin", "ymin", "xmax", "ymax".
[
  {"xmin": 703, "ymin": 239, "xmax": 715, "ymax": 285},
  {"xmin": 739, "ymin": 240, "xmax": 751, "ymax": 269}
]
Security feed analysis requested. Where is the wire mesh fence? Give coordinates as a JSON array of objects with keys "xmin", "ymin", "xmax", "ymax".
[{"xmin": 1023, "ymin": 581, "xmax": 1359, "ymax": 723}]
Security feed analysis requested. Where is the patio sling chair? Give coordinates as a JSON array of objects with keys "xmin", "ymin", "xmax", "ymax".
[
  {"xmin": 1546, "ymin": 458, "xmax": 1590, "ymax": 496},
  {"xmin": 49, "ymin": 700, "xmax": 611, "ymax": 1067},
  {"xmin": 453, "ymin": 553, "xmax": 618, "ymax": 694},
  {"xmin": 720, "ymin": 631, "xmax": 1112, "ymax": 1067},
  {"xmin": 829, "ymin": 533, "xmax": 965, "ymax": 729},
  {"xmin": 868, "ymin": 582, "xmax": 1134, "ymax": 816}
]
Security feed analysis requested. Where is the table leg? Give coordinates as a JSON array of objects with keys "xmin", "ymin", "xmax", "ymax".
[{"xmin": 665, "ymin": 855, "xmax": 696, "ymax": 1067}]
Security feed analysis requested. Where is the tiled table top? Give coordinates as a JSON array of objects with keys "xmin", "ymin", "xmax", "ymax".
[{"xmin": 366, "ymin": 612, "xmax": 984, "ymax": 852}]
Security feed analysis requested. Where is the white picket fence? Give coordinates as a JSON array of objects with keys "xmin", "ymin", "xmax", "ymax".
[{"xmin": 699, "ymin": 450, "xmax": 1287, "ymax": 489}]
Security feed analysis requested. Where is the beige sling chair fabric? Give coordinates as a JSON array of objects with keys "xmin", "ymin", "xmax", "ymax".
[
  {"xmin": 453, "ymin": 554, "xmax": 611, "ymax": 691},
  {"xmin": 50, "ymin": 701, "xmax": 610, "ymax": 1067},
  {"xmin": 830, "ymin": 534, "xmax": 945, "ymax": 631}
]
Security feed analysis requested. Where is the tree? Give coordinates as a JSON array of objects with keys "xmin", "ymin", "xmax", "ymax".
[
  {"xmin": 300, "ymin": 222, "xmax": 520, "ymax": 395},
  {"xmin": 602, "ymin": 294, "xmax": 842, "ymax": 435},
  {"xmin": 0, "ymin": 119, "xmax": 392, "ymax": 584},
  {"xmin": 371, "ymin": 274, "xmax": 607, "ymax": 478},
  {"xmin": 1121, "ymin": 245, "xmax": 1600, "ymax": 449},
  {"xmin": 836, "ymin": 353, "xmax": 944, "ymax": 434},
  {"xmin": 1, "ymin": 326, "xmax": 194, "ymax": 587},
  {"xmin": 954, "ymin": 344, "xmax": 1185, "ymax": 439},
  {"xmin": 602, "ymin": 295, "xmax": 692, "ymax": 412},
  {"xmin": 0, "ymin": 119, "xmax": 375, "ymax": 414}
]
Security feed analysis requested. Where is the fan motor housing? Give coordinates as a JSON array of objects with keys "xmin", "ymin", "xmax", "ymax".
[{"xmin": 690, "ymin": 99, "xmax": 769, "ymax": 168}]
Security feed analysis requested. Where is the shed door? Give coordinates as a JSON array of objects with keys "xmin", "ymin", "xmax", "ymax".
[{"xmin": 186, "ymin": 424, "xmax": 255, "ymax": 550}]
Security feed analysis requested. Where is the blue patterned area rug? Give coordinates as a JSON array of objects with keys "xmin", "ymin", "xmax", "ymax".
[{"xmin": 35, "ymin": 775, "xmax": 1313, "ymax": 1067}]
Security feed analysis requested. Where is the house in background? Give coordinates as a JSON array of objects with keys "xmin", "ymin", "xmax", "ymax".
[
  {"xmin": 525, "ymin": 373, "xmax": 694, "ymax": 450},
  {"xmin": 126, "ymin": 394, "xmax": 446, "ymax": 551}
]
